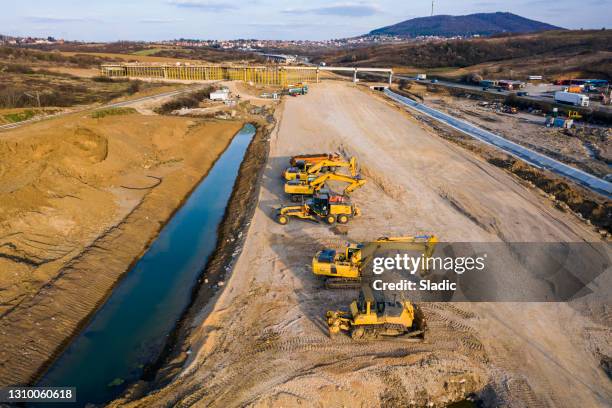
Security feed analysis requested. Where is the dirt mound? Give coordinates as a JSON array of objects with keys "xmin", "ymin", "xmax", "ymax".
[
  {"xmin": 0, "ymin": 110, "xmax": 243, "ymax": 386},
  {"xmin": 489, "ymin": 157, "xmax": 611, "ymax": 232}
]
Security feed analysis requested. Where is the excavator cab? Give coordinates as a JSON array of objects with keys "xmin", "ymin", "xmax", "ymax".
[
  {"xmin": 310, "ymin": 193, "xmax": 331, "ymax": 216},
  {"xmin": 346, "ymin": 244, "xmax": 363, "ymax": 262}
]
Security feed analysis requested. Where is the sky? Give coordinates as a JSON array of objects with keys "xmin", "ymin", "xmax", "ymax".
[{"xmin": 3, "ymin": 0, "xmax": 611, "ymax": 41}]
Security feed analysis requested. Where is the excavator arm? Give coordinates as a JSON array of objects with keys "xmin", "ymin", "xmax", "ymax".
[
  {"xmin": 307, "ymin": 157, "xmax": 358, "ymax": 177},
  {"xmin": 356, "ymin": 236, "xmax": 438, "ymax": 277},
  {"xmin": 306, "ymin": 172, "xmax": 366, "ymax": 195}
]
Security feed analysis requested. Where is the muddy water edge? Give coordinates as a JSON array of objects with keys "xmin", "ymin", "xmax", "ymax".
[
  {"xmin": 33, "ymin": 123, "xmax": 269, "ymax": 407},
  {"xmin": 110, "ymin": 121, "xmax": 272, "ymax": 404}
]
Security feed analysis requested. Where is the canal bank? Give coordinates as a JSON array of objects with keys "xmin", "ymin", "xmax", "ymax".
[
  {"xmin": 110, "ymin": 120, "xmax": 273, "ymax": 405},
  {"xmin": 36, "ymin": 124, "xmax": 261, "ymax": 406},
  {"xmin": 0, "ymin": 119, "xmax": 243, "ymax": 389}
]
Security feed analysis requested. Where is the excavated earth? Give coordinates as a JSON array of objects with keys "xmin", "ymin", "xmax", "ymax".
[
  {"xmin": 118, "ymin": 81, "xmax": 611, "ymax": 407},
  {"xmin": 0, "ymin": 106, "xmax": 243, "ymax": 386}
]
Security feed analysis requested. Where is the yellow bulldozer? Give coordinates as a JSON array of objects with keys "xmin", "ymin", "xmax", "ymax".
[
  {"xmin": 283, "ymin": 157, "xmax": 358, "ymax": 181},
  {"xmin": 284, "ymin": 172, "xmax": 366, "ymax": 201},
  {"xmin": 326, "ymin": 285, "xmax": 426, "ymax": 340},
  {"xmin": 313, "ymin": 236, "xmax": 438, "ymax": 288},
  {"xmin": 276, "ymin": 192, "xmax": 360, "ymax": 225}
]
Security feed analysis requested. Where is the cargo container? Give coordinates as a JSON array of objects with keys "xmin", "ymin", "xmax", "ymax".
[{"xmin": 554, "ymin": 91, "xmax": 589, "ymax": 107}]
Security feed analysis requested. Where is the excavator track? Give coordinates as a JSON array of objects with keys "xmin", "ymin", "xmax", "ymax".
[{"xmin": 324, "ymin": 277, "xmax": 362, "ymax": 289}]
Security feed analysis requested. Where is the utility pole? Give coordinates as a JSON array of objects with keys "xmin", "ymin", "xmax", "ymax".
[{"xmin": 431, "ymin": 0, "xmax": 434, "ymax": 16}]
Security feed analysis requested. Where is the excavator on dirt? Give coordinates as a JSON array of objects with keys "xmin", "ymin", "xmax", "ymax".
[
  {"xmin": 276, "ymin": 192, "xmax": 361, "ymax": 225},
  {"xmin": 289, "ymin": 153, "xmax": 341, "ymax": 168},
  {"xmin": 312, "ymin": 236, "xmax": 438, "ymax": 289},
  {"xmin": 326, "ymin": 285, "xmax": 426, "ymax": 340},
  {"xmin": 284, "ymin": 172, "xmax": 366, "ymax": 201},
  {"xmin": 283, "ymin": 157, "xmax": 358, "ymax": 181}
]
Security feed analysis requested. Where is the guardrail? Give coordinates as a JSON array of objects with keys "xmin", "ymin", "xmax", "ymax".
[{"xmin": 384, "ymin": 88, "xmax": 612, "ymax": 199}]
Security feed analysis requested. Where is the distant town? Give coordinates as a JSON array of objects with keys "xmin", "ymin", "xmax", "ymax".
[{"xmin": 0, "ymin": 33, "xmax": 477, "ymax": 50}]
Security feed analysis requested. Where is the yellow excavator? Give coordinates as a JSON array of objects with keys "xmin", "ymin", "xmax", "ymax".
[
  {"xmin": 289, "ymin": 153, "xmax": 341, "ymax": 168},
  {"xmin": 326, "ymin": 285, "xmax": 426, "ymax": 340},
  {"xmin": 284, "ymin": 172, "xmax": 366, "ymax": 202},
  {"xmin": 313, "ymin": 236, "xmax": 438, "ymax": 288},
  {"xmin": 276, "ymin": 192, "xmax": 361, "ymax": 225},
  {"xmin": 283, "ymin": 157, "xmax": 358, "ymax": 181}
]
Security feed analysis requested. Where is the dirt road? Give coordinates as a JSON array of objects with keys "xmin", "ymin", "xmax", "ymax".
[{"xmin": 125, "ymin": 81, "xmax": 609, "ymax": 407}]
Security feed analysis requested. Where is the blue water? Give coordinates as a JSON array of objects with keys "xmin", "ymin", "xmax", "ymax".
[{"xmin": 36, "ymin": 124, "xmax": 255, "ymax": 407}]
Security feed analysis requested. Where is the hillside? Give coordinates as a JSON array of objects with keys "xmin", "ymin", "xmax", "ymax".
[
  {"xmin": 369, "ymin": 12, "xmax": 562, "ymax": 38},
  {"xmin": 316, "ymin": 30, "xmax": 612, "ymax": 80}
]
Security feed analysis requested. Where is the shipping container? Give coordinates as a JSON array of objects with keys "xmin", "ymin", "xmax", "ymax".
[{"xmin": 554, "ymin": 91, "xmax": 589, "ymax": 107}]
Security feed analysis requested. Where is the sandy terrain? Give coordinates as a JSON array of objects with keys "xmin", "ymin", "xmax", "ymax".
[
  {"xmin": 58, "ymin": 51, "xmax": 200, "ymax": 64},
  {"xmin": 0, "ymin": 105, "xmax": 243, "ymax": 385},
  {"xmin": 121, "ymin": 81, "xmax": 610, "ymax": 407}
]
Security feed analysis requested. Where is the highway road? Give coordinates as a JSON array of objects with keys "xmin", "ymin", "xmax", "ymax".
[
  {"xmin": 394, "ymin": 75, "xmax": 612, "ymax": 114},
  {"xmin": 384, "ymin": 88, "xmax": 612, "ymax": 199}
]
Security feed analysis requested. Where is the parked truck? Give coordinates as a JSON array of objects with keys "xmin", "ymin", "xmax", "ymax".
[{"xmin": 554, "ymin": 91, "xmax": 589, "ymax": 107}]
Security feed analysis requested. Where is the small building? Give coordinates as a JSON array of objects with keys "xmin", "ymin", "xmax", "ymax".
[{"xmin": 210, "ymin": 88, "xmax": 230, "ymax": 101}]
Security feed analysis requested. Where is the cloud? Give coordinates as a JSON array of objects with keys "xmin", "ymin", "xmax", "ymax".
[
  {"xmin": 139, "ymin": 18, "xmax": 185, "ymax": 24},
  {"xmin": 25, "ymin": 16, "xmax": 99, "ymax": 24},
  {"xmin": 282, "ymin": 2, "xmax": 382, "ymax": 17},
  {"xmin": 167, "ymin": 0, "xmax": 237, "ymax": 12},
  {"xmin": 246, "ymin": 21, "xmax": 353, "ymax": 30}
]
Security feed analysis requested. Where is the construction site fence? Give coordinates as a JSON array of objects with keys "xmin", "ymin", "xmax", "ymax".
[{"xmin": 100, "ymin": 64, "xmax": 317, "ymax": 86}]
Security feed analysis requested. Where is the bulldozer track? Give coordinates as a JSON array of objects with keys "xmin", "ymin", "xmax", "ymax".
[
  {"xmin": 174, "ymin": 328, "xmax": 445, "ymax": 406},
  {"xmin": 505, "ymin": 377, "xmax": 550, "ymax": 408},
  {"xmin": 176, "ymin": 342, "xmax": 434, "ymax": 408},
  {"xmin": 428, "ymin": 303, "xmax": 477, "ymax": 319}
]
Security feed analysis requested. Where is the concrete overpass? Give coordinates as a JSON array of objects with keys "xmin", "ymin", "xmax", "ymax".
[{"xmin": 286, "ymin": 66, "xmax": 394, "ymax": 85}]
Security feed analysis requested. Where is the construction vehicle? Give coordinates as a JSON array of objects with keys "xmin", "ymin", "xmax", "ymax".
[
  {"xmin": 555, "ymin": 91, "xmax": 589, "ymax": 107},
  {"xmin": 326, "ymin": 285, "xmax": 426, "ymax": 340},
  {"xmin": 289, "ymin": 153, "xmax": 341, "ymax": 168},
  {"xmin": 284, "ymin": 172, "xmax": 366, "ymax": 201},
  {"xmin": 276, "ymin": 192, "xmax": 360, "ymax": 225},
  {"xmin": 312, "ymin": 236, "xmax": 437, "ymax": 289},
  {"xmin": 286, "ymin": 83, "xmax": 309, "ymax": 96},
  {"xmin": 567, "ymin": 110, "xmax": 583, "ymax": 120},
  {"xmin": 283, "ymin": 157, "xmax": 357, "ymax": 181}
]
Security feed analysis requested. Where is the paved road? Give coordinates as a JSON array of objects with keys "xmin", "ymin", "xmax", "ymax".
[
  {"xmin": 394, "ymin": 75, "xmax": 612, "ymax": 114},
  {"xmin": 384, "ymin": 88, "xmax": 612, "ymax": 199},
  {"xmin": 0, "ymin": 86, "xmax": 201, "ymax": 132}
]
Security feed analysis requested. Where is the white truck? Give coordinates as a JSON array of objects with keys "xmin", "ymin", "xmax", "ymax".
[
  {"xmin": 554, "ymin": 91, "xmax": 589, "ymax": 107},
  {"xmin": 417, "ymin": 73, "xmax": 427, "ymax": 80}
]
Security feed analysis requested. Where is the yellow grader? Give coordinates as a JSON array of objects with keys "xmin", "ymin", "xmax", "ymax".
[{"xmin": 276, "ymin": 192, "xmax": 360, "ymax": 225}]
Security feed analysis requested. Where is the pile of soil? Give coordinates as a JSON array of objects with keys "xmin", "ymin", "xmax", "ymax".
[{"xmin": 0, "ymin": 110, "xmax": 242, "ymax": 386}]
